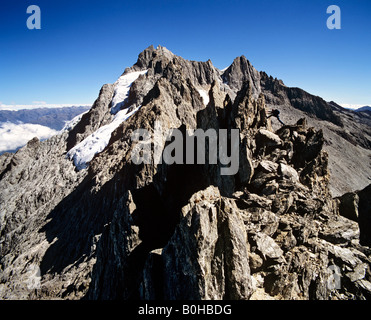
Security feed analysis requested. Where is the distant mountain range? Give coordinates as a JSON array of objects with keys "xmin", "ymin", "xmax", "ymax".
[
  {"xmin": 356, "ymin": 106, "xmax": 371, "ymax": 113},
  {"xmin": 0, "ymin": 105, "xmax": 90, "ymax": 154},
  {"xmin": 0, "ymin": 106, "xmax": 91, "ymax": 130}
]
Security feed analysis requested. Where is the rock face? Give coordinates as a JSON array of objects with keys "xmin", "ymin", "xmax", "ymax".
[
  {"xmin": 160, "ymin": 186, "xmax": 252, "ymax": 300},
  {"xmin": 0, "ymin": 46, "xmax": 370, "ymax": 300},
  {"xmin": 260, "ymin": 72, "xmax": 342, "ymax": 126},
  {"xmin": 262, "ymin": 83, "xmax": 371, "ymax": 197},
  {"xmin": 222, "ymin": 56, "xmax": 261, "ymax": 100},
  {"xmin": 66, "ymin": 84, "xmax": 115, "ymax": 150},
  {"xmin": 338, "ymin": 184, "xmax": 371, "ymax": 248}
]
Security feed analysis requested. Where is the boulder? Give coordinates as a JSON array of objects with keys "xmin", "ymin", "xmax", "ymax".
[
  {"xmin": 279, "ymin": 162, "xmax": 299, "ymax": 182},
  {"xmin": 257, "ymin": 129, "xmax": 282, "ymax": 147}
]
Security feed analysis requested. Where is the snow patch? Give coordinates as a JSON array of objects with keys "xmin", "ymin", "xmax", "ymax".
[
  {"xmin": 67, "ymin": 105, "xmax": 142, "ymax": 170},
  {"xmin": 66, "ymin": 69, "xmax": 148, "ymax": 170},
  {"xmin": 111, "ymin": 70, "xmax": 148, "ymax": 114},
  {"xmin": 197, "ymin": 89, "xmax": 210, "ymax": 106},
  {"xmin": 60, "ymin": 110, "xmax": 89, "ymax": 132}
]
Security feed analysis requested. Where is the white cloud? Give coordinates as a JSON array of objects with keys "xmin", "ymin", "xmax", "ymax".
[
  {"xmin": 32, "ymin": 101, "xmax": 47, "ymax": 105},
  {"xmin": 0, "ymin": 122, "xmax": 58, "ymax": 153}
]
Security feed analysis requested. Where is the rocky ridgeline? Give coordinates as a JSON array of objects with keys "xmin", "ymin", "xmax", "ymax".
[{"xmin": 0, "ymin": 46, "xmax": 370, "ymax": 300}]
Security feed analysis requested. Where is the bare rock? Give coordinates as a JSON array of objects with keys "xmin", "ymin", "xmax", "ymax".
[
  {"xmin": 162, "ymin": 186, "xmax": 253, "ymax": 300},
  {"xmin": 338, "ymin": 192, "xmax": 359, "ymax": 221},
  {"xmin": 1, "ymin": 46, "xmax": 370, "ymax": 301},
  {"xmin": 358, "ymin": 184, "xmax": 371, "ymax": 247},
  {"xmin": 222, "ymin": 55, "xmax": 261, "ymax": 100},
  {"xmin": 279, "ymin": 162, "xmax": 299, "ymax": 182},
  {"xmin": 259, "ymin": 160, "xmax": 279, "ymax": 174},
  {"xmin": 257, "ymin": 129, "xmax": 282, "ymax": 147}
]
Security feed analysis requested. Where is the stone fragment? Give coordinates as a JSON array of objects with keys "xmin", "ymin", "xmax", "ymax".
[
  {"xmin": 257, "ymin": 129, "xmax": 282, "ymax": 147},
  {"xmin": 279, "ymin": 163, "xmax": 299, "ymax": 182}
]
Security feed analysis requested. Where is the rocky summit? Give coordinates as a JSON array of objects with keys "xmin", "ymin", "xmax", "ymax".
[{"xmin": 0, "ymin": 45, "xmax": 370, "ymax": 300}]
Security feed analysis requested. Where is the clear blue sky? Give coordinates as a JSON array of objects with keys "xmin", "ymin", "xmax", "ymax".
[{"xmin": 1, "ymin": 0, "xmax": 370, "ymax": 106}]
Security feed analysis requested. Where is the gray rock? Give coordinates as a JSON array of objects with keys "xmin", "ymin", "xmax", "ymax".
[
  {"xmin": 161, "ymin": 186, "xmax": 253, "ymax": 300},
  {"xmin": 346, "ymin": 263, "xmax": 367, "ymax": 282},
  {"xmin": 262, "ymin": 180, "xmax": 279, "ymax": 195},
  {"xmin": 338, "ymin": 192, "xmax": 359, "ymax": 221},
  {"xmin": 250, "ymin": 232, "xmax": 284, "ymax": 262},
  {"xmin": 222, "ymin": 55, "xmax": 261, "ymax": 100},
  {"xmin": 257, "ymin": 129, "xmax": 282, "ymax": 147},
  {"xmin": 1, "ymin": 46, "xmax": 370, "ymax": 301},
  {"xmin": 139, "ymin": 249, "xmax": 163, "ymax": 300},
  {"xmin": 259, "ymin": 160, "xmax": 279, "ymax": 173},
  {"xmin": 67, "ymin": 83, "xmax": 114, "ymax": 151},
  {"xmin": 249, "ymin": 252, "xmax": 264, "ymax": 272},
  {"xmin": 357, "ymin": 184, "xmax": 371, "ymax": 247},
  {"xmin": 279, "ymin": 162, "xmax": 299, "ymax": 182}
]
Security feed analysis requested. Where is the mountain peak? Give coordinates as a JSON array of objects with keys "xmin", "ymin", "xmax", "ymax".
[
  {"xmin": 127, "ymin": 45, "xmax": 175, "ymax": 73},
  {"xmin": 222, "ymin": 54, "xmax": 261, "ymax": 99},
  {"xmin": 1, "ymin": 47, "xmax": 371, "ymax": 301}
]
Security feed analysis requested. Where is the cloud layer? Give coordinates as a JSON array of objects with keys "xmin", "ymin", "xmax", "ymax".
[{"xmin": 0, "ymin": 122, "xmax": 58, "ymax": 153}]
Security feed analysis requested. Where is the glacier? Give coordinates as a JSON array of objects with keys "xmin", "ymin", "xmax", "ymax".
[
  {"xmin": 67, "ymin": 70, "xmax": 148, "ymax": 170},
  {"xmin": 111, "ymin": 70, "xmax": 148, "ymax": 114}
]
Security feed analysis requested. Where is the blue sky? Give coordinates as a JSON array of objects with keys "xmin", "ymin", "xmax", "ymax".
[{"xmin": 0, "ymin": 0, "xmax": 370, "ymax": 107}]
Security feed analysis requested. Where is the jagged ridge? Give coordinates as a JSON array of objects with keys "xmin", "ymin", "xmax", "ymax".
[{"xmin": 0, "ymin": 46, "xmax": 370, "ymax": 300}]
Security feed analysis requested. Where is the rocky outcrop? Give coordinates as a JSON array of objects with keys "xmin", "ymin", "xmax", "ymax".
[
  {"xmin": 0, "ymin": 133, "xmax": 86, "ymax": 299},
  {"xmin": 160, "ymin": 186, "xmax": 252, "ymax": 300},
  {"xmin": 222, "ymin": 56, "xmax": 261, "ymax": 100},
  {"xmin": 338, "ymin": 184, "xmax": 371, "ymax": 247},
  {"xmin": 328, "ymin": 101, "xmax": 371, "ymax": 150},
  {"xmin": 0, "ymin": 46, "xmax": 370, "ymax": 300},
  {"xmin": 260, "ymin": 72, "xmax": 343, "ymax": 127},
  {"xmin": 66, "ymin": 84, "xmax": 115, "ymax": 151},
  {"xmin": 358, "ymin": 185, "xmax": 371, "ymax": 247}
]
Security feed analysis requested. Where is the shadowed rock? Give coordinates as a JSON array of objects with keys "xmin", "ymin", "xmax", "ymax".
[{"xmin": 1, "ymin": 46, "xmax": 370, "ymax": 301}]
